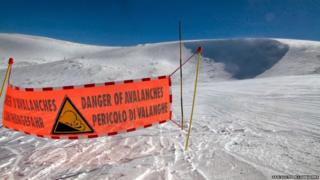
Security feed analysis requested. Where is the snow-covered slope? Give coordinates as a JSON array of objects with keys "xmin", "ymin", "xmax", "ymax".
[
  {"xmin": 2, "ymin": 34, "xmax": 320, "ymax": 88},
  {"xmin": 259, "ymin": 39, "xmax": 320, "ymax": 77},
  {"xmin": 0, "ymin": 33, "xmax": 113, "ymax": 68},
  {"xmin": 0, "ymin": 34, "xmax": 319, "ymax": 179}
]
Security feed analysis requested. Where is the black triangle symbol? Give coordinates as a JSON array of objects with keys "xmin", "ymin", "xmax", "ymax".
[
  {"xmin": 52, "ymin": 96, "xmax": 94, "ymax": 135},
  {"xmin": 55, "ymin": 122, "xmax": 80, "ymax": 132}
]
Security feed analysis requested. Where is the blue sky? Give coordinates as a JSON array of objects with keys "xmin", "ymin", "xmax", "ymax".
[{"xmin": 1, "ymin": 0, "xmax": 320, "ymax": 45}]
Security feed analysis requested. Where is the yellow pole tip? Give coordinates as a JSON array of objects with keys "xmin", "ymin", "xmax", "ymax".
[
  {"xmin": 8, "ymin": 57, "xmax": 14, "ymax": 65},
  {"xmin": 197, "ymin": 47, "xmax": 202, "ymax": 55}
]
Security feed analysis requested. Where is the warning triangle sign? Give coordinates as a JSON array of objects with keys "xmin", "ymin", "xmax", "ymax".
[{"xmin": 52, "ymin": 96, "xmax": 94, "ymax": 134}]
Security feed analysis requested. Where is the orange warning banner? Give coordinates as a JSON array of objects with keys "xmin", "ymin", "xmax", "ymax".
[{"xmin": 3, "ymin": 76, "xmax": 172, "ymax": 139}]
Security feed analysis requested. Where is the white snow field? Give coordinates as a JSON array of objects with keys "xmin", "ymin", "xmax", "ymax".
[{"xmin": 0, "ymin": 33, "xmax": 319, "ymax": 179}]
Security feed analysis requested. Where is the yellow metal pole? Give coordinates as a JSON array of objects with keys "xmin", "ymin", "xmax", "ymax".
[
  {"xmin": 0, "ymin": 64, "xmax": 11, "ymax": 98},
  {"xmin": 185, "ymin": 47, "xmax": 202, "ymax": 151},
  {"xmin": 0, "ymin": 58, "xmax": 14, "ymax": 98}
]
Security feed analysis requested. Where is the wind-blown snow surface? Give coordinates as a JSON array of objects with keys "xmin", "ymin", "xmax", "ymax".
[{"xmin": 0, "ymin": 34, "xmax": 319, "ymax": 179}]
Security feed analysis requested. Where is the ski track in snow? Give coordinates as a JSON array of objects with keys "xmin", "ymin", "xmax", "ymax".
[
  {"xmin": 4, "ymin": 146, "xmax": 22, "ymax": 180},
  {"xmin": 0, "ymin": 34, "xmax": 320, "ymax": 179}
]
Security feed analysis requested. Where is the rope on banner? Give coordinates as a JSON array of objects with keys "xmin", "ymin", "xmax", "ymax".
[
  {"xmin": 170, "ymin": 53, "xmax": 196, "ymax": 77},
  {"xmin": 168, "ymin": 47, "xmax": 200, "ymax": 130}
]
